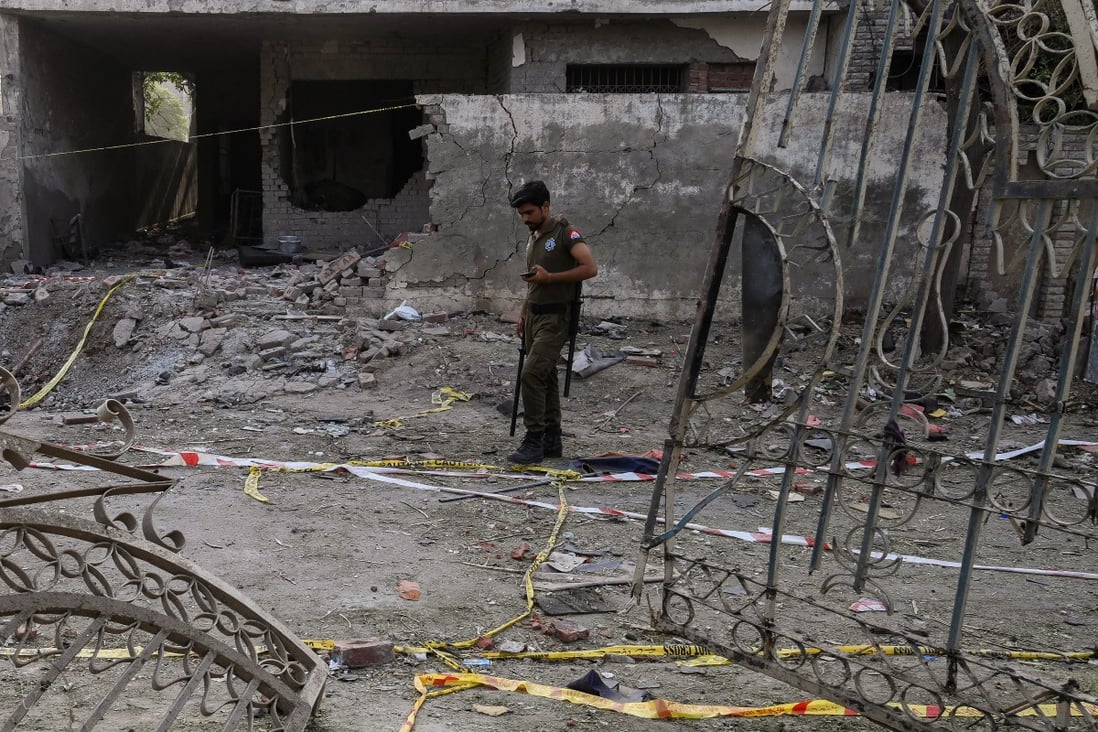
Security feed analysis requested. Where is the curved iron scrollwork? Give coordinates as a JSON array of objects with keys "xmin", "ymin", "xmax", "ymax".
[
  {"xmin": 639, "ymin": 0, "xmax": 1098, "ymax": 728},
  {"xmin": 0, "ymin": 367, "xmax": 326, "ymax": 730}
]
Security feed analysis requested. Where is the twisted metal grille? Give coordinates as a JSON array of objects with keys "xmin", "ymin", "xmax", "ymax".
[{"xmin": 638, "ymin": 0, "xmax": 1098, "ymax": 728}]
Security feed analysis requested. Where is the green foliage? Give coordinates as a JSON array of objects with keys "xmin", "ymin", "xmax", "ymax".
[{"xmin": 142, "ymin": 72, "xmax": 193, "ymax": 141}]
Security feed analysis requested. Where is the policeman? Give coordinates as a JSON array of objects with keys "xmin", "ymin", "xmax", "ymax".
[{"xmin": 508, "ymin": 181, "xmax": 598, "ymax": 464}]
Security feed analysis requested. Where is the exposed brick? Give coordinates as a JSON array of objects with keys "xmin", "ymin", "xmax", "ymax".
[
  {"xmin": 333, "ymin": 638, "xmax": 394, "ymax": 668},
  {"xmin": 551, "ymin": 619, "xmax": 589, "ymax": 643}
]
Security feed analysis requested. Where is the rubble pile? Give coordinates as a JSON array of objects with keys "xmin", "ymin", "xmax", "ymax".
[
  {"xmin": 0, "ymin": 247, "xmax": 464, "ymax": 411},
  {"xmin": 943, "ymin": 314, "xmax": 1073, "ymax": 382},
  {"xmin": 280, "ymin": 247, "xmax": 389, "ymax": 314}
]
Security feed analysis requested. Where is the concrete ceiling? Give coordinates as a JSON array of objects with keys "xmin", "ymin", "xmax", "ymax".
[{"xmin": 15, "ymin": 12, "xmax": 515, "ymax": 71}]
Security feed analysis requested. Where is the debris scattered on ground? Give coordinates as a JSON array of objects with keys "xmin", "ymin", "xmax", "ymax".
[{"xmin": 398, "ymin": 579, "xmax": 422, "ymax": 601}]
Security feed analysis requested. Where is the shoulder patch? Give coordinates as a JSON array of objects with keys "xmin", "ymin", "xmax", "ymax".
[{"xmin": 568, "ymin": 229, "xmax": 583, "ymax": 241}]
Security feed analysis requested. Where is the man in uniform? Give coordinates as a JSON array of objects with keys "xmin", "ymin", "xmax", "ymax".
[{"xmin": 508, "ymin": 180, "xmax": 598, "ymax": 464}]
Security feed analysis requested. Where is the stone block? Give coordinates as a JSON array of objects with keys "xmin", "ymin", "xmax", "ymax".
[
  {"xmin": 358, "ymin": 372, "xmax": 378, "ymax": 389},
  {"xmin": 179, "ymin": 317, "xmax": 206, "ymax": 333},
  {"xmin": 340, "ymin": 286, "xmax": 364, "ymax": 299},
  {"xmin": 362, "ymin": 287, "xmax": 387, "ymax": 299},
  {"xmin": 113, "ymin": 318, "xmax": 137, "ymax": 348},
  {"xmin": 259, "ymin": 346, "xmax": 287, "ymax": 361},
  {"xmin": 198, "ymin": 328, "xmax": 227, "ymax": 357},
  {"xmin": 257, "ymin": 329, "xmax": 295, "ymax": 350},
  {"xmin": 333, "ymin": 638, "xmax": 394, "ymax": 668}
]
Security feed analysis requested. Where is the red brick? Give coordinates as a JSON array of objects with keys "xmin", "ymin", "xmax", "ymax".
[
  {"xmin": 793, "ymin": 482, "xmax": 823, "ymax": 496},
  {"xmin": 625, "ymin": 356, "xmax": 661, "ymax": 367},
  {"xmin": 423, "ymin": 311, "xmax": 449, "ymax": 323},
  {"xmin": 333, "ymin": 638, "xmax": 395, "ymax": 668},
  {"xmin": 551, "ymin": 619, "xmax": 589, "ymax": 643}
]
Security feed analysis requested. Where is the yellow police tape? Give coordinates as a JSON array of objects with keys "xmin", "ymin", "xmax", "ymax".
[
  {"xmin": 392, "ymin": 642, "xmax": 1095, "ymax": 665},
  {"xmin": 19, "ymin": 274, "xmax": 136, "ymax": 408},
  {"xmin": 372, "ymin": 387, "xmax": 472, "ymax": 430},
  {"xmin": 421, "ymin": 479, "xmax": 570, "ymax": 670},
  {"xmin": 401, "ymin": 672, "xmax": 1098, "ymax": 727}
]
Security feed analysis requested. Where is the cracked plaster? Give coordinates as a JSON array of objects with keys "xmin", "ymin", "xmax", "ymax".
[{"xmin": 386, "ymin": 92, "xmax": 946, "ymax": 322}]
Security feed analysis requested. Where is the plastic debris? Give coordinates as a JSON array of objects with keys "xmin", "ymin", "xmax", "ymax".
[{"xmin": 384, "ymin": 300, "xmax": 421, "ymax": 321}]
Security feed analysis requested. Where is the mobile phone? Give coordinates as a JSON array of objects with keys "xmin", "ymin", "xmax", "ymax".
[{"xmin": 521, "ymin": 269, "xmax": 536, "ymax": 277}]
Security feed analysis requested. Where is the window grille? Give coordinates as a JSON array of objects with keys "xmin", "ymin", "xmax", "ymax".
[{"xmin": 566, "ymin": 65, "xmax": 684, "ymax": 93}]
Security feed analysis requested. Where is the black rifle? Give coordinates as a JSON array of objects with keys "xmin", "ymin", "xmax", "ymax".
[
  {"xmin": 563, "ymin": 285, "xmax": 582, "ymax": 397},
  {"xmin": 509, "ymin": 341, "xmax": 526, "ymax": 437}
]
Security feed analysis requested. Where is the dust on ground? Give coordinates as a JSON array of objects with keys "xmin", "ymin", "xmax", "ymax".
[{"xmin": 1, "ymin": 238, "xmax": 1096, "ymax": 731}]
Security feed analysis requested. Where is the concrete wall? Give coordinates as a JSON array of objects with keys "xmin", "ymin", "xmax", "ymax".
[
  {"xmin": 381, "ymin": 92, "xmax": 946, "ymax": 321},
  {"xmin": 0, "ymin": 16, "xmax": 26, "ymax": 269},
  {"xmin": 17, "ymin": 18, "xmax": 135, "ymax": 264},
  {"xmin": 509, "ymin": 17, "xmax": 832, "ymax": 93}
]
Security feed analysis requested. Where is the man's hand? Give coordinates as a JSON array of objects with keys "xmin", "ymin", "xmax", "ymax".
[
  {"xmin": 516, "ymin": 316, "xmax": 524, "ymax": 338},
  {"xmin": 521, "ymin": 264, "xmax": 549, "ymax": 283}
]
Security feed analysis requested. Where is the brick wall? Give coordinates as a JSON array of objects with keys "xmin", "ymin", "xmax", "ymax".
[{"xmin": 257, "ymin": 37, "xmax": 490, "ymax": 250}]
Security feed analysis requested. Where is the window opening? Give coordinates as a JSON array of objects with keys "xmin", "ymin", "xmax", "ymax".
[
  {"xmin": 135, "ymin": 71, "xmax": 194, "ymax": 142},
  {"xmin": 286, "ymin": 80, "xmax": 421, "ymax": 210},
  {"xmin": 566, "ymin": 65, "xmax": 685, "ymax": 93}
]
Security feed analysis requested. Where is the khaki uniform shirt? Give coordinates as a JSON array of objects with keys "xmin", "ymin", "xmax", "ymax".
[{"xmin": 525, "ymin": 215, "xmax": 586, "ymax": 305}]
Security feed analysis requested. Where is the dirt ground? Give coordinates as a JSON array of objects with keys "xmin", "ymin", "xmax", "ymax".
[{"xmin": 1, "ymin": 243, "xmax": 1096, "ymax": 731}]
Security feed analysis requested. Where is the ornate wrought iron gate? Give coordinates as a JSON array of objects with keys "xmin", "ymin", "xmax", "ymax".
[
  {"xmin": 0, "ymin": 368, "xmax": 326, "ymax": 730},
  {"xmin": 639, "ymin": 0, "xmax": 1098, "ymax": 728}
]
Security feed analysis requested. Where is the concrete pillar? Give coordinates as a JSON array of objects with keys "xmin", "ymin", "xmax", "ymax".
[{"xmin": 0, "ymin": 14, "xmax": 27, "ymax": 269}]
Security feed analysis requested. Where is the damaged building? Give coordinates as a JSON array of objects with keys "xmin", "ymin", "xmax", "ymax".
[{"xmin": 0, "ymin": 0, "xmax": 1058, "ymax": 322}]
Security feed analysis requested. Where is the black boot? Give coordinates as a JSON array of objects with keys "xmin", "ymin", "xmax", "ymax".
[
  {"xmin": 543, "ymin": 427, "xmax": 563, "ymax": 458},
  {"xmin": 508, "ymin": 431, "xmax": 544, "ymax": 464}
]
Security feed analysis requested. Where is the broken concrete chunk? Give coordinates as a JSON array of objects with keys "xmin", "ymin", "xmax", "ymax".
[
  {"xmin": 198, "ymin": 328, "xmax": 227, "ymax": 357},
  {"xmin": 113, "ymin": 318, "xmax": 137, "ymax": 348},
  {"xmin": 259, "ymin": 346, "xmax": 287, "ymax": 361},
  {"xmin": 358, "ymin": 372, "xmax": 378, "ymax": 389},
  {"xmin": 179, "ymin": 316, "xmax": 206, "ymax": 333},
  {"xmin": 3, "ymin": 293, "xmax": 30, "ymax": 306},
  {"xmin": 33, "ymin": 288, "xmax": 49, "ymax": 302},
  {"xmin": 284, "ymin": 381, "xmax": 318, "ymax": 394},
  {"xmin": 377, "ymin": 319, "xmax": 408, "ymax": 332},
  {"xmin": 256, "ymin": 329, "xmax": 295, "ymax": 350}
]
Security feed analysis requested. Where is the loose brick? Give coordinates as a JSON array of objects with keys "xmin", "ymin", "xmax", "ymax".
[
  {"xmin": 333, "ymin": 638, "xmax": 395, "ymax": 668},
  {"xmin": 625, "ymin": 356, "xmax": 661, "ymax": 367},
  {"xmin": 317, "ymin": 249, "xmax": 362, "ymax": 285},
  {"xmin": 422, "ymin": 311, "xmax": 448, "ymax": 323},
  {"xmin": 551, "ymin": 619, "xmax": 589, "ymax": 644}
]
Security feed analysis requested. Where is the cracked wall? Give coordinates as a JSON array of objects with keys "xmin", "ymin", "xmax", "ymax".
[
  {"xmin": 509, "ymin": 17, "xmax": 832, "ymax": 93},
  {"xmin": 384, "ymin": 92, "xmax": 947, "ymax": 321}
]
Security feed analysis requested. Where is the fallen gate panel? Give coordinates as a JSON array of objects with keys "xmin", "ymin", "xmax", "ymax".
[{"xmin": 639, "ymin": 0, "xmax": 1098, "ymax": 728}]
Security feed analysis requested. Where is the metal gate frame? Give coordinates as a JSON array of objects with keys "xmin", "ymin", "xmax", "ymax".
[
  {"xmin": 637, "ymin": 0, "xmax": 1098, "ymax": 728},
  {"xmin": 0, "ymin": 367, "xmax": 327, "ymax": 730}
]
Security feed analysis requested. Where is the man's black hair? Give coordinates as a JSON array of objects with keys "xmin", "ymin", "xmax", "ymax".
[{"xmin": 509, "ymin": 180, "xmax": 550, "ymax": 208}]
